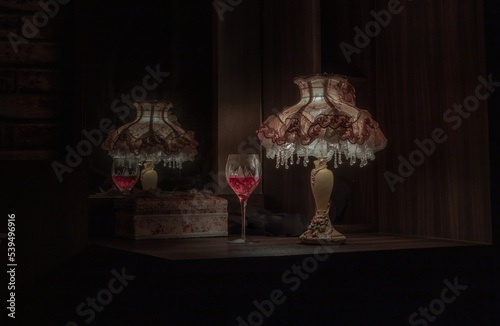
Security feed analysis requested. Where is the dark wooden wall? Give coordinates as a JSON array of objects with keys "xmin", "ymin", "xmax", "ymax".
[
  {"xmin": 0, "ymin": 0, "xmax": 215, "ymax": 280},
  {"xmin": 0, "ymin": 1, "xmax": 88, "ymax": 281},
  {"xmin": 321, "ymin": 0, "xmax": 380, "ymax": 231},
  {"xmin": 260, "ymin": 0, "xmax": 321, "ymax": 222},
  {"xmin": 216, "ymin": 0, "xmax": 491, "ymax": 241},
  {"xmin": 375, "ymin": 0, "xmax": 491, "ymax": 242},
  {"xmin": 216, "ymin": 0, "xmax": 383, "ymax": 228},
  {"xmin": 80, "ymin": 0, "xmax": 214, "ymax": 193},
  {"xmin": 0, "ymin": 2, "xmax": 71, "ymax": 158},
  {"xmin": 485, "ymin": 0, "xmax": 500, "ymax": 244},
  {"xmin": 216, "ymin": 0, "xmax": 263, "ymax": 196},
  {"xmin": 0, "ymin": 0, "xmax": 492, "ymax": 284},
  {"xmin": 215, "ymin": 0, "xmax": 320, "ymax": 222}
]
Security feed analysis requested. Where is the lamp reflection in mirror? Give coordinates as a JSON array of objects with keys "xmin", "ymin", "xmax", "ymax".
[
  {"xmin": 102, "ymin": 101, "xmax": 198, "ymax": 191},
  {"xmin": 257, "ymin": 74, "xmax": 387, "ymax": 244}
]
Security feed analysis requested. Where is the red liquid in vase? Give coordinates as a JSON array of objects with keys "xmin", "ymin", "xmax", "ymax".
[
  {"xmin": 227, "ymin": 176, "xmax": 261, "ymax": 200},
  {"xmin": 112, "ymin": 175, "xmax": 138, "ymax": 190}
]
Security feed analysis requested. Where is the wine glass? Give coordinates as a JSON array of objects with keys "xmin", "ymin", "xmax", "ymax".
[
  {"xmin": 226, "ymin": 154, "xmax": 262, "ymax": 243},
  {"xmin": 111, "ymin": 158, "xmax": 140, "ymax": 194}
]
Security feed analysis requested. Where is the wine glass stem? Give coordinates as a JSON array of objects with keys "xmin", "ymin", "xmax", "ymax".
[{"xmin": 240, "ymin": 199, "xmax": 247, "ymax": 241}]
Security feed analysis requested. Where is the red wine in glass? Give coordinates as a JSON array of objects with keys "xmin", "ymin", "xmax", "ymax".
[
  {"xmin": 112, "ymin": 175, "xmax": 139, "ymax": 190},
  {"xmin": 111, "ymin": 158, "xmax": 140, "ymax": 193},
  {"xmin": 227, "ymin": 176, "xmax": 261, "ymax": 201},
  {"xmin": 226, "ymin": 154, "xmax": 262, "ymax": 243}
]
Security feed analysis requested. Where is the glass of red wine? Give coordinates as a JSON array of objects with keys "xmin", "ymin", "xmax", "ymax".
[
  {"xmin": 226, "ymin": 154, "xmax": 262, "ymax": 243},
  {"xmin": 111, "ymin": 158, "xmax": 140, "ymax": 194}
]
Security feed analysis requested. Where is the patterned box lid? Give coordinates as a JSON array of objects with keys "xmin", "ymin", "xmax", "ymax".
[{"xmin": 114, "ymin": 190, "xmax": 227, "ymax": 215}]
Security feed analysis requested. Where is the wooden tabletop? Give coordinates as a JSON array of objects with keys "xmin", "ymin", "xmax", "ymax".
[{"xmin": 91, "ymin": 233, "xmax": 484, "ymax": 261}]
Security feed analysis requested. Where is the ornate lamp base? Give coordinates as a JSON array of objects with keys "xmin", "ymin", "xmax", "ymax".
[
  {"xmin": 299, "ymin": 158, "xmax": 347, "ymax": 245},
  {"xmin": 299, "ymin": 210, "xmax": 347, "ymax": 245}
]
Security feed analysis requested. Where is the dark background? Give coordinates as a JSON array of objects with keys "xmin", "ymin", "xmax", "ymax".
[
  {"xmin": 0, "ymin": 0, "xmax": 498, "ymax": 325},
  {"xmin": 81, "ymin": 0, "xmax": 214, "ymax": 193}
]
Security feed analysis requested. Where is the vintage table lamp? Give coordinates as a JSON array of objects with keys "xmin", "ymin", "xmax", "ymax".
[
  {"xmin": 102, "ymin": 100, "xmax": 198, "ymax": 191},
  {"xmin": 257, "ymin": 74, "xmax": 387, "ymax": 244}
]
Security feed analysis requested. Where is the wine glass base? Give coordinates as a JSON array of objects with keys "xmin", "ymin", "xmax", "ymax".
[
  {"xmin": 226, "ymin": 238, "xmax": 261, "ymax": 244},
  {"xmin": 227, "ymin": 238, "xmax": 246, "ymax": 244}
]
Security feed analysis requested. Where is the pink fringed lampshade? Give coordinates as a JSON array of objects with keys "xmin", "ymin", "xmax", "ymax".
[
  {"xmin": 102, "ymin": 101, "xmax": 198, "ymax": 168},
  {"xmin": 257, "ymin": 74, "xmax": 387, "ymax": 168}
]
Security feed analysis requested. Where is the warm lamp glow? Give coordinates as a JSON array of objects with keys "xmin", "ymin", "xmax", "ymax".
[
  {"xmin": 257, "ymin": 74, "xmax": 387, "ymax": 244},
  {"xmin": 102, "ymin": 101, "xmax": 198, "ymax": 191},
  {"xmin": 257, "ymin": 74, "xmax": 386, "ymax": 169},
  {"xmin": 102, "ymin": 101, "xmax": 198, "ymax": 169}
]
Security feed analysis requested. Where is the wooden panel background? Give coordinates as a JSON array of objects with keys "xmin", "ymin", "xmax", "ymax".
[
  {"xmin": 321, "ymin": 0, "xmax": 380, "ymax": 231},
  {"xmin": 0, "ymin": 2, "xmax": 70, "ymax": 159},
  {"xmin": 375, "ymin": 0, "xmax": 492, "ymax": 242},
  {"xmin": 0, "ymin": 0, "xmax": 491, "ymax": 284},
  {"xmin": 261, "ymin": 0, "xmax": 321, "ymax": 223},
  {"xmin": 216, "ymin": 0, "xmax": 491, "ymax": 241},
  {"xmin": 216, "ymin": 0, "xmax": 262, "ymax": 195},
  {"xmin": 0, "ymin": 1, "xmax": 88, "ymax": 281},
  {"xmin": 80, "ymin": 0, "xmax": 214, "ymax": 193}
]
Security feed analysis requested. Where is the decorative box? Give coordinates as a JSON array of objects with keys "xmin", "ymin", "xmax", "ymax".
[{"xmin": 114, "ymin": 190, "xmax": 228, "ymax": 239}]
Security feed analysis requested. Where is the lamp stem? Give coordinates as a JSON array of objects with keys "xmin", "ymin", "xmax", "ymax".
[{"xmin": 299, "ymin": 158, "xmax": 346, "ymax": 244}]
